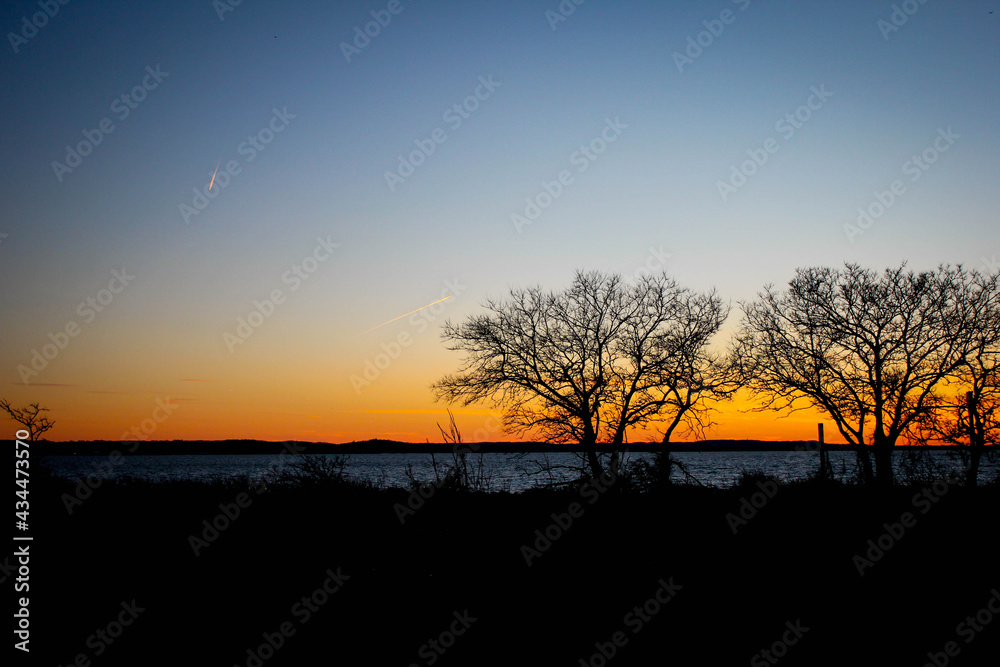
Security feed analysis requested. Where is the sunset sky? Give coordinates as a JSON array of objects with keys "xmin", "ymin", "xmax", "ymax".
[{"xmin": 1, "ymin": 1, "xmax": 997, "ymax": 444}]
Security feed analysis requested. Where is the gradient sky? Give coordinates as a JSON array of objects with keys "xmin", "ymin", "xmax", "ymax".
[{"xmin": 1, "ymin": 0, "xmax": 998, "ymax": 444}]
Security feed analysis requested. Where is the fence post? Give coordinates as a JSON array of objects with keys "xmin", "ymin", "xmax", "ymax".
[{"xmin": 818, "ymin": 423, "xmax": 831, "ymax": 480}]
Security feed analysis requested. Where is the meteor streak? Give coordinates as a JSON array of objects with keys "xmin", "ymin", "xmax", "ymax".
[
  {"xmin": 209, "ymin": 159, "xmax": 221, "ymax": 190},
  {"xmin": 363, "ymin": 296, "xmax": 453, "ymax": 333}
]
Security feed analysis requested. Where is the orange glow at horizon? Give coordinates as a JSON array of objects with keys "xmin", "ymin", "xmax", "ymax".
[
  {"xmin": 6, "ymin": 377, "xmax": 846, "ymax": 445},
  {"xmin": 0, "ymin": 312, "xmax": 907, "ymax": 447}
]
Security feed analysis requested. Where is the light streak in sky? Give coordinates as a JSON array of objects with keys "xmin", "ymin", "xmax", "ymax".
[
  {"xmin": 209, "ymin": 159, "xmax": 221, "ymax": 190},
  {"xmin": 363, "ymin": 296, "xmax": 454, "ymax": 333}
]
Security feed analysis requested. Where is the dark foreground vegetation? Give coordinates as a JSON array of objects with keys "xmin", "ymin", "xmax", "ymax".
[{"xmin": 23, "ymin": 457, "xmax": 1000, "ymax": 666}]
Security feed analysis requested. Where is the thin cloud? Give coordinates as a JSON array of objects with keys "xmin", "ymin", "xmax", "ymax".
[
  {"xmin": 359, "ymin": 409, "xmax": 496, "ymax": 416},
  {"xmin": 259, "ymin": 412, "xmax": 321, "ymax": 418}
]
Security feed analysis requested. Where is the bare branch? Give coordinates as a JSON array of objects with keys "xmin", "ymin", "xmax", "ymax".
[
  {"xmin": 735, "ymin": 263, "xmax": 1000, "ymax": 485},
  {"xmin": 431, "ymin": 271, "xmax": 728, "ymax": 477},
  {"xmin": 0, "ymin": 399, "xmax": 56, "ymax": 442}
]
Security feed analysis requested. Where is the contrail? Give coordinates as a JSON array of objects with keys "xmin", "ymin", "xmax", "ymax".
[
  {"xmin": 363, "ymin": 296, "xmax": 454, "ymax": 333},
  {"xmin": 209, "ymin": 159, "xmax": 221, "ymax": 190}
]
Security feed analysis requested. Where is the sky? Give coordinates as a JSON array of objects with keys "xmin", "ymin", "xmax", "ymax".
[{"xmin": 1, "ymin": 0, "xmax": 998, "ymax": 444}]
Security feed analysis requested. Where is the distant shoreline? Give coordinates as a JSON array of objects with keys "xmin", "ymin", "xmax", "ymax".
[{"xmin": 8, "ymin": 438, "xmax": 980, "ymax": 455}]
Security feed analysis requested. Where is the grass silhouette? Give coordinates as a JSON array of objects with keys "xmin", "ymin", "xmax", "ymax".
[{"xmin": 25, "ymin": 453, "xmax": 1000, "ymax": 665}]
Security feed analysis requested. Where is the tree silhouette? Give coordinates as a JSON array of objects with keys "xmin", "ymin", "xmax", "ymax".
[
  {"xmin": 734, "ymin": 263, "xmax": 999, "ymax": 486},
  {"xmin": 1, "ymin": 398, "xmax": 55, "ymax": 442},
  {"xmin": 910, "ymin": 316, "xmax": 1000, "ymax": 485},
  {"xmin": 432, "ymin": 270, "xmax": 729, "ymax": 479},
  {"xmin": 645, "ymin": 291, "xmax": 737, "ymax": 443}
]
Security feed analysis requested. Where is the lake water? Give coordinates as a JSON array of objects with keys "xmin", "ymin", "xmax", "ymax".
[{"xmin": 40, "ymin": 449, "xmax": 999, "ymax": 491}]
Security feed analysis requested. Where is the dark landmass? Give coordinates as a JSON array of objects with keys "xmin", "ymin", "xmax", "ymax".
[
  {"xmin": 19, "ymin": 437, "xmax": 864, "ymax": 455},
  {"xmin": 24, "ymin": 463, "xmax": 1000, "ymax": 666}
]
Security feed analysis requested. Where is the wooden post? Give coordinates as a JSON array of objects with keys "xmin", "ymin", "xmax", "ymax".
[{"xmin": 818, "ymin": 423, "xmax": 830, "ymax": 480}]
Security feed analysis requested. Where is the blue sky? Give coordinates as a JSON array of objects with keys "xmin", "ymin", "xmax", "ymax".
[{"xmin": 1, "ymin": 0, "xmax": 998, "ymax": 441}]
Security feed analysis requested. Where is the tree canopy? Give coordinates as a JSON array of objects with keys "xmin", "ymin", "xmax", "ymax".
[
  {"xmin": 1, "ymin": 398, "xmax": 56, "ymax": 442},
  {"xmin": 734, "ymin": 263, "xmax": 1000, "ymax": 485},
  {"xmin": 432, "ymin": 270, "xmax": 729, "ymax": 478}
]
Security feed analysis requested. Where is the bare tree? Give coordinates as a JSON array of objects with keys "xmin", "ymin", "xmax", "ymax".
[
  {"xmin": 735, "ymin": 263, "xmax": 998, "ymax": 486},
  {"xmin": 909, "ymin": 292, "xmax": 1000, "ymax": 485},
  {"xmin": 432, "ymin": 270, "xmax": 729, "ymax": 479},
  {"xmin": 646, "ymin": 293, "xmax": 737, "ymax": 444},
  {"xmin": 0, "ymin": 399, "xmax": 56, "ymax": 441}
]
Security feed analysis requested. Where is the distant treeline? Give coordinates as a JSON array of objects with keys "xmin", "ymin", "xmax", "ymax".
[{"xmin": 9, "ymin": 438, "xmax": 895, "ymax": 456}]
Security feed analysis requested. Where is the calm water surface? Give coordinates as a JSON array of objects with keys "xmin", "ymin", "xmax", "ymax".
[{"xmin": 41, "ymin": 449, "xmax": 999, "ymax": 491}]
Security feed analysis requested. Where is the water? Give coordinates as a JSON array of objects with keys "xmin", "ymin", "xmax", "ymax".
[{"xmin": 40, "ymin": 448, "xmax": 999, "ymax": 491}]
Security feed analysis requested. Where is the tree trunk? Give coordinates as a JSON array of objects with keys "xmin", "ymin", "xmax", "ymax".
[
  {"xmin": 966, "ymin": 392, "xmax": 982, "ymax": 488},
  {"xmin": 582, "ymin": 422, "xmax": 603, "ymax": 479},
  {"xmin": 855, "ymin": 447, "xmax": 875, "ymax": 485},
  {"xmin": 854, "ymin": 408, "xmax": 874, "ymax": 484},
  {"xmin": 873, "ymin": 431, "xmax": 894, "ymax": 487},
  {"xmin": 968, "ymin": 443, "xmax": 982, "ymax": 488},
  {"xmin": 660, "ymin": 417, "xmax": 679, "ymax": 445}
]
